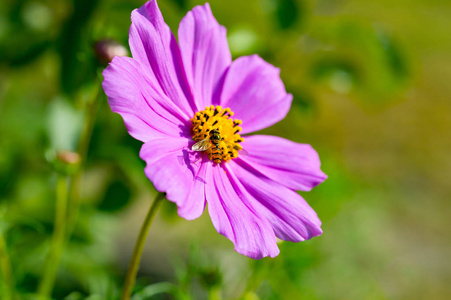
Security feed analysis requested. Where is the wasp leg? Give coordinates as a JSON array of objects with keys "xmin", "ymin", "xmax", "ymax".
[{"xmin": 193, "ymin": 151, "xmax": 206, "ymax": 165}]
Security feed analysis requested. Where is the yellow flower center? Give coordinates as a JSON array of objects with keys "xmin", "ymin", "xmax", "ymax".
[{"xmin": 191, "ymin": 105, "xmax": 244, "ymax": 164}]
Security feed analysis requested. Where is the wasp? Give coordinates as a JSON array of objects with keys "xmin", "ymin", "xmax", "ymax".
[{"xmin": 192, "ymin": 129, "xmax": 247, "ymax": 163}]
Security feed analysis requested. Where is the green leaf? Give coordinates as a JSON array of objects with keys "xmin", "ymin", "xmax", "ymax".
[
  {"xmin": 131, "ymin": 282, "xmax": 180, "ymax": 300},
  {"xmin": 97, "ymin": 178, "xmax": 132, "ymax": 213},
  {"xmin": 58, "ymin": 0, "xmax": 100, "ymax": 95},
  {"xmin": 170, "ymin": 0, "xmax": 187, "ymax": 10},
  {"xmin": 275, "ymin": 0, "xmax": 301, "ymax": 29}
]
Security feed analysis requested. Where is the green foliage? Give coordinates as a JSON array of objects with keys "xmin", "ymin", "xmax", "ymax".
[
  {"xmin": 58, "ymin": 0, "xmax": 101, "ymax": 95},
  {"xmin": 98, "ymin": 177, "xmax": 132, "ymax": 213},
  {"xmin": 275, "ymin": 0, "xmax": 303, "ymax": 29}
]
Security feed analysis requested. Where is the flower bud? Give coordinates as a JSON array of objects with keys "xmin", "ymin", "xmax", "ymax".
[
  {"xmin": 94, "ymin": 39, "xmax": 128, "ymax": 63},
  {"xmin": 56, "ymin": 151, "xmax": 81, "ymax": 166},
  {"xmin": 47, "ymin": 150, "xmax": 81, "ymax": 175}
]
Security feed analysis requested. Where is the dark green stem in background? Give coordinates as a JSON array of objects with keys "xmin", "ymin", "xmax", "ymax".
[
  {"xmin": 0, "ymin": 226, "xmax": 14, "ymax": 300},
  {"xmin": 67, "ymin": 76, "xmax": 102, "ymax": 237},
  {"xmin": 240, "ymin": 260, "xmax": 267, "ymax": 299},
  {"xmin": 121, "ymin": 192, "xmax": 165, "ymax": 300},
  {"xmin": 38, "ymin": 175, "xmax": 69, "ymax": 299},
  {"xmin": 37, "ymin": 72, "xmax": 102, "ymax": 299},
  {"xmin": 78, "ymin": 80, "xmax": 100, "ymax": 163}
]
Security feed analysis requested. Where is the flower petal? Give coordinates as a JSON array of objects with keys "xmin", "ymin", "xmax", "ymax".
[
  {"xmin": 102, "ymin": 56, "xmax": 190, "ymax": 142},
  {"xmin": 129, "ymin": 0, "xmax": 196, "ymax": 117},
  {"xmin": 140, "ymin": 138, "xmax": 207, "ymax": 220},
  {"xmin": 229, "ymin": 159, "xmax": 323, "ymax": 242},
  {"xmin": 219, "ymin": 55, "xmax": 293, "ymax": 134},
  {"xmin": 206, "ymin": 164, "xmax": 279, "ymax": 259},
  {"xmin": 240, "ymin": 135, "xmax": 327, "ymax": 191},
  {"xmin": 178, "ymin": 3, "xmax": 232, "ymax": 111}
]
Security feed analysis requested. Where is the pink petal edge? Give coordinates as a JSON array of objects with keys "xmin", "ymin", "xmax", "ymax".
[
  {"xmin": 219, "ymin": 55, "xmax": 293, "ymax": 134},
  {"xmin": 178, "ymin": 3, "xmax": 232, "ymax": 112}
]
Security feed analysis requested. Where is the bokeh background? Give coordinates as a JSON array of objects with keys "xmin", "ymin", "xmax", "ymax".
[{"xmin": 1, "ymin": 0, "xmax": 450, "ymax": 299}]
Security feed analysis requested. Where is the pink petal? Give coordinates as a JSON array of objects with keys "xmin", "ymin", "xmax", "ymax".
[
  {"xmin": 178, "ymin": 3, "xmax": 232, "ymax": 111},
  {"xmin": 240, "ymin": 135, "xmax": 327, "ymax": 191},
  {"xmin": 206, "ymin": 164, "xmax": 279, "ymax": 259},
  {"xmin": 102, "ymin": 56, "xmax": 190, "ymax": 142},
  {"xmin": 140, "ymin": 138, "xmax": 207, "ymax": 220},
  {"xmin": 229, "ymin": 160, "xmax": 323, "ymax": 242},
  {"xmin": 219, "ymin": 55, "xmax": 293, "ymax": 134},
  {"xmin": 129, "ymin": 0, "xmax": 196, "ymax": 117}
]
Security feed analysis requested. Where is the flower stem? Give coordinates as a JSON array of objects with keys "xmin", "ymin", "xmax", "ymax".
[
  {"xmin": 38, "ymin": 174, "xmax": 69, "ymax": 299},
  {"xmin": 67, "ymin": 78, "xmax": 101, "ymax": 238},
  {"xmin": 240, "ymin": 260, "xmax": 266, "ymax": 299},
  {"xmin": 0, "ymin": 226, "xmax": 13, "ymax": 300},
  {"xmin": 121, "ymin": 192, "xmax": 165, "ymax": 300},
  {"xmin": 208, "ymin": 286, "xmax": 222, "ymax": 300}
]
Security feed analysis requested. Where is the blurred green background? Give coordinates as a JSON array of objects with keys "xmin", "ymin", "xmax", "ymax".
[{"xmin": 0, "ymin": 0, "xmax": 450, "ymax": 299}]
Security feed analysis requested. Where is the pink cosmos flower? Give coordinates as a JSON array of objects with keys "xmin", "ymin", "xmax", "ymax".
[{"xmin": 102, "ymin": 0, "xmax": 327, "ymax": 259}]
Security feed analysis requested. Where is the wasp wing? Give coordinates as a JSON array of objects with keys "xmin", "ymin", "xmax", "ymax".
[
  {"xmin": 192, "ymin": 139, "xmax": 212, "ymax": 151},
  {"xmin": 224, "ymin": 141, "xmax": 249, "ymax": 156},
  {"xmin": 235, "ymin": 145, "xmax": 249, "ymax": 156}
]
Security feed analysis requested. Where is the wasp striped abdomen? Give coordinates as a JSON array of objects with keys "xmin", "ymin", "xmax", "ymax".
[{"xmin": 209, "ymin": 130, "xmax": 223, "ymax": 163}]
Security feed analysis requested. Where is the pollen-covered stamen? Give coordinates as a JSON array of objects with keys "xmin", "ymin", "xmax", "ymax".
[{"xmin": 191, "ymin": 105, "xmax": 244, "ymax": 163}]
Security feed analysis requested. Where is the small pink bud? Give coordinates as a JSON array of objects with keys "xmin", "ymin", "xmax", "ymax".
[
  {"xmin": 56, "ymin": 151, "xmax": 81, "ymax": 166},
  {"xmin": 94, "ymin": 39, "xmax": 128, "ymax": 63}
]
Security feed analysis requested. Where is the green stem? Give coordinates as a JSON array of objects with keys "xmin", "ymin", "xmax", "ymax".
[
  {"xmin": 37, "ymin": 70, "xmax": 102, "ymax": 300},
  {"xmin": 240, "ymin": 260, "xmax": 266, "ymax": 299},
  {"xmin": 0, "ymin": 226, "xmax": 13, "ymax": 300},
  {"xmin": 121, "ymin": 192, "xmax": 165, "ymax": 300},
  {"xmin": 78, "ymin": 83, "xmax": 100, "ymax": 162},
  {"xmin": 208, "ymin": 286, "xmax": 222, "ymax": 300},
  {"xmin": 66, "ymin": 80, "xmax": 101, "ymax": 237},
  {"xmin": 38, "ymin": 175, "xmax": 69, "ymax": 299}
]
